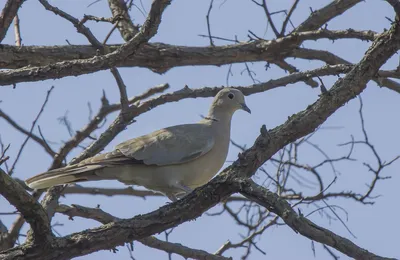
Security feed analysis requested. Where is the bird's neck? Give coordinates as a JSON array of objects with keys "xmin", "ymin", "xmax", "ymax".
[
  {"xmin": 206, "ymin": 107, "xmax": 234, "ymax": 122},
  {"xmin": 205, "ymin": 108, "xmax": 233, "ymax": 138}
]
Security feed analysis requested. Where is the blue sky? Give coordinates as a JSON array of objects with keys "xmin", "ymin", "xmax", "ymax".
[{"xmin": 1, "ymin": 0, "xmax": 399, "ymax": 259}]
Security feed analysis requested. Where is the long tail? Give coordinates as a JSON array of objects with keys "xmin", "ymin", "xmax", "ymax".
[{"xmin": 25, "ymin": 164, "xmax": 106, "ymax": 190}]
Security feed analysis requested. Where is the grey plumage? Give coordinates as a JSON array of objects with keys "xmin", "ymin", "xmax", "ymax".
[{"xmin": 25, "ymin": 88, "xmax": 251, "ymax": 201}]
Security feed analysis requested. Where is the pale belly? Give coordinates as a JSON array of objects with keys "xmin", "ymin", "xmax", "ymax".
[{"xmin": 112, "ymin": 145, "xmax": 228, "ymax": 194}]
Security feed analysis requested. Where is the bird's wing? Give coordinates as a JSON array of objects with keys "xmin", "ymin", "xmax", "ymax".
[
  {"xmin": 82, "ymin": 123, "xmax": 215, "ymax": 167},
  {"xmin": 114, "ymin": 123, "xmax": 215, "ymax": 166}
]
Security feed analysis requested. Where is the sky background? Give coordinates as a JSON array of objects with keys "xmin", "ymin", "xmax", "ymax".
[{"xmin": 1, "ymin": 0, "xmax": 399, "ymax": 259}]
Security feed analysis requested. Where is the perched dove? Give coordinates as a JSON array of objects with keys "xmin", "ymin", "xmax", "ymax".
[{"xmin": 25, "ymin": 88, "xmax": 251, "ymax": 201}]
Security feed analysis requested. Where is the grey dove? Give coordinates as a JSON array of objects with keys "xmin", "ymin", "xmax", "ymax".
[{"xmin": 25, "ymin": 88, "xmax": 251, "ymax": 201}]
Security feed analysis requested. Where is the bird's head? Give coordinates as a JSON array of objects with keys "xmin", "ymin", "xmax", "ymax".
[{"xmin": 210, "ymin": 88, "xmax": 251, "ymax": 117}]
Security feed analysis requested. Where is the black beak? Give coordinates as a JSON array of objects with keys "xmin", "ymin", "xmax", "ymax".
[{"xmin": 241, "ymin": 103, "xmax": 251, "ymax": 114}]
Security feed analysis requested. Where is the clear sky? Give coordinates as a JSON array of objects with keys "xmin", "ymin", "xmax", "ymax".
[{"xmin": 1, "ymin": 0, "xmax": 399, "ymax": 259}]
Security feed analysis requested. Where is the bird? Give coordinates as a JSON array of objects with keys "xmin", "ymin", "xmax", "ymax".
[{"xmin": 25, "ymin": 88, "xmax": 251, "ymax": 201}]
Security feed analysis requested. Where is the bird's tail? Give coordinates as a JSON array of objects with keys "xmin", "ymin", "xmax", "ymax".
[{"xmin": 25, "ymin": 164, "xmax": 106, "ymax": 190}]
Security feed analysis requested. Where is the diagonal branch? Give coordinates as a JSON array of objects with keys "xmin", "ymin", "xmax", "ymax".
[
  {"xmin": 0, "ymin": 168, "xmax": 52, "ymax": 244},
  {"xmin": 107, "ymin": 0, "xmax": 139, "ymax": 41},
  {"xmin": 0, "ymin": 110, "xmax": 56, "ymax": 157},
  {"xmin": 260, "ymin": 0, "xmax": 280, "ymax": 37},
  {"xmin": 110, "ymin": 67, "xmax": 129, "ymax": 113},
  {"xmin": 280, "ymin": 0, "xmax": 300, "ymax": 36},
  {"xmin": 0, "ymin": 0, "xmax": 25, "ymax": 43},
  {"xmin": 235, "ymin": 179, "xmax": 394, "ymax": 260},
  {"xmin": 293, "ymin": 0, "xmax": 363, "ymax": 33},
  {"xmin": 8, "ymin": 86, "xmax": 55, "ymax": 176},
  {"xmin": 39, "ymin": 0, "xmax": 102, "ymax": 48}
]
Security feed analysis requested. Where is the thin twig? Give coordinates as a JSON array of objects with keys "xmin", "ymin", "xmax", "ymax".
[
  {"xmin": 261, "ymin": 0, "xmax": 280, "ymax": 37},
  {"xmin": 280, "ymin": 0, "xmax": 300, "ymax": 36},
  {"xmin": 206, "ymin": 0, "xmax": 215, "ymax": 46},
  {"xmin": 110, "ymin": 67, "xmax": 129, "ymax": 113},
  {"xmin": 13, "ymin": 14, "xmax": 21, "ymax": 46},
  {"xmin": 8, "ymin": 86, "xmax": 55, "ymax": 175}
]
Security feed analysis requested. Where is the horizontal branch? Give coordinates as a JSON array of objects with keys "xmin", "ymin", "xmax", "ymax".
[
  {"xmin": 141, "ymin": 236, "xmax": 230, "ymax": 260},
  {"xmin": 62, "ymin": 184, "xmax": 248, "ymax": 203},
  {"xmin": 56, "ymin": 204, "xmax": 230, "ymax": 260},
  {"xmin": 0, "ymin": 168, "xmax": 52, "ymax": 244},
  {"xmin": 290, "ymin": 48, "xmax": 400, "ymax": 93},
  {"xmin": 0, "ymin": 29, "xmax": 377, "ymax": 85},
  {"xmin": 0, "ymin": 0, "xmax": 172, "ymax": 87},
  {"xmin": 62, "ymin": 185, "xmax": 159, "ymax": 198}
]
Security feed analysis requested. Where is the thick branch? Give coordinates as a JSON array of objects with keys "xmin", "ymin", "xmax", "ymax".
[
  {"xmin": 107, "ymin": 0, "xmax": 139, "ymax": 41},
  {"xmin": 0, "ymin": 0, "xmax": 25, "ymax": 43},
  {"xmin": 0, "ymin": 29, "xmax": 377, "ymax": 85},
  {"xmin": 293, "ymin": 0, "xmax": 363, "ymax": 33},
  {"xmin": 0, "ymin": 0, "xmax": 171, "ymax": 87},
  {"xmin": 56, "ymin": 204, "xmax": 230, "ymax": 260},
  {"xmin": 63, "ymin": 185, "xmax": 159, "ymax": 198},
  {"xmin": 0, "ymin": 168, "xmax": 52, "ymax": 244},
  {"xmin": 0, "ymin": 29, "xmax": 376, "ymax": 71},
  {"xmin": 61, "ymin": 184, "xmax": 248, "ymax": 203}
]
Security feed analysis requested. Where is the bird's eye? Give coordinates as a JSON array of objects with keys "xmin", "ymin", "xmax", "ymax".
[{"xmin": 228, "ymin": 93, "xmax": 234, "ymax": 99}]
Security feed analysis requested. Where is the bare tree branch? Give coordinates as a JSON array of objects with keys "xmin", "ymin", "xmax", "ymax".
[
  {"xmin": 13, "ymin": 14, "xmax": 21, "ymax": 46},
  {"xmin": 0, "ymin": 29, "xmax": 378, "ymax": 86},
  {"xmin": 8, "ymin": 86, "xmax": 55, "ymax": 176},
  {"xmin": 280, "ymin": 0, "xmax": 300, "ymax": 36},
  {"xmin": 56, "ymin": 204, "xmax": 231, "ymax": 260},
  {"xmin": 107, "ymin": 0, "xmax": 139, "ymax": 41},
  {"xmin": 39, "ymin": 0, "xmax": 102, "ymax": 48},
  {"xmin": 0, "ymin": 0, "xmax": 25, "ymax": 43},
  {"xmin": 236, "ymin": 179, "xmax": 394, "ymax": 260},
  {"xmin": 0, "ymin": 168, "xmax": 52, "ymax": 244},
  {"xmin": 260, "ymin": 0, "xmax": 280, "ymax": 37},
  {"xmin": 110, "ymin": 67, "xmax": 129, "ymax": 113},
  {"xmin": 0, "ymin": 110, "xmax": 56, "ymax": 157},
  {"xmin": 293, "ymin": 0, "xmax": 363, "ymax": 33}
]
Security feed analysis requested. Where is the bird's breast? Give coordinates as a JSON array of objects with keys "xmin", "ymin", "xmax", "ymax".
[{"xmin": 180, "ymin": 134, "xmax": 230, "ymax": 188}]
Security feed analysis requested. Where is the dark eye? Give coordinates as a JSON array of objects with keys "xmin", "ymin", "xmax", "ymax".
[{"xmin": 228, "ymin": 93, "xmax": 234, "ymax": 99}]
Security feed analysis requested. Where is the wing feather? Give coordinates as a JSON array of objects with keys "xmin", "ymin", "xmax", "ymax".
[{"xmin": 114, "ymin": 123, "xmax": 214, "ymax": 166}]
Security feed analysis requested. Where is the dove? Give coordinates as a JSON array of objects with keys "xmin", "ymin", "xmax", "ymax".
[{"xmin": 25, "ymin": 88, "xmax": 251, "ymax": 201}]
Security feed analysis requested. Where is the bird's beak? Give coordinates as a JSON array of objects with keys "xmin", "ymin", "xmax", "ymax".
[{"xmin": 241, "ymin": 103, "xmax": 251, "ymax": 114}]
